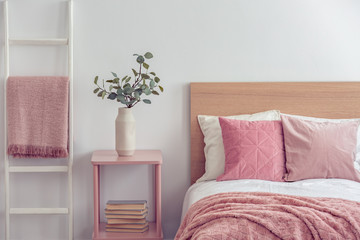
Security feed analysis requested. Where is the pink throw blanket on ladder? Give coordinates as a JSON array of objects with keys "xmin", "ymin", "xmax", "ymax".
[
  {"xmin": 7, "ymin": 76, "xmax": 69, "ymax": 158},
  {"xmin": 176, "ymin": 192, "xmax": 360, "ymax": 240}
]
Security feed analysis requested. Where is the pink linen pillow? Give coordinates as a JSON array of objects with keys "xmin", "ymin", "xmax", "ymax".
[
  {"xmin": 217, "ymin": 118, "xmax": 286, "ymax": 182},
  {"xmin": 197, "ymin": 110, "xmax": 281, "ymax": 182},
  {"xmin": 281, "ymin": 115, "xmax": 360, "ymax": 182}
]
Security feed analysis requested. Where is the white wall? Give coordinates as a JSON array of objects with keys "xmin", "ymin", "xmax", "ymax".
[{"xmin": 0, "ymin": 0, "xmax": 359, "ymax": 239}]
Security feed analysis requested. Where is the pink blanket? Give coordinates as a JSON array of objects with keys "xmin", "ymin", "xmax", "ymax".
[
  {"xmin": 175, "ymin": 192, "xmax": 360, "ymax": 240},
  {"xmin": 7, "ymin": 76, "xmax": 69, "ymax": 158}
]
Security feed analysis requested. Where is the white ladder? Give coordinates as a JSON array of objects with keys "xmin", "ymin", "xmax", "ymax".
[{"xmin": 3, "ymin": 1, "xmax": 74, "ymax": 240}]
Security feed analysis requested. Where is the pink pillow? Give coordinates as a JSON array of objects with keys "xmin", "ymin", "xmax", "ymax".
[
  {"xmin": 281, "ymin": 115, "xmax": 360, "ymax": 182},
  {"xmin": 217, "ymin": 118, "xmax": 286, "ymax": 182}
]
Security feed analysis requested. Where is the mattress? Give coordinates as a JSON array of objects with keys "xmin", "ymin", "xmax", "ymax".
[{"xmin": 181, "ymin": 178, "xmax": 360, "ymax": 220}]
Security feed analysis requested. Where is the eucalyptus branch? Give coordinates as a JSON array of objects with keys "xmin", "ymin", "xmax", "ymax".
[
  {"xmin": 132, "ymin": 64, "xmax": 142, "ymax": 89},
  {"xmin": 96, "ymin": 83, "xmax": 110, "ymax": 94},
  {"xmin": 129, "ymin": 99, "xmax": 140, "ymax": 108},
  {"xmin": 92, "ymin": 52, "xmax": 164, "ymax": 108}
]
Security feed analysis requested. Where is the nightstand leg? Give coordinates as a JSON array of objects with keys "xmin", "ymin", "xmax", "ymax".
[
  {"xmin": 93, "ymin": 165, "xmax": 100, "ymax": 237},
  {"xmin": 155, "ymin": 164, "xmax": 161, "ymax": 234}
]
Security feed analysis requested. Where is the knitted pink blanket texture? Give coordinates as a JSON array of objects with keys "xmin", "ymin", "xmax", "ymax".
[
  {"xmin": 7, "ymin": 76, "xmax": 69, "ymax": 158},
  {"xmin": 176, "ymin": 192, "xmax": 360, "ymax": 240}
]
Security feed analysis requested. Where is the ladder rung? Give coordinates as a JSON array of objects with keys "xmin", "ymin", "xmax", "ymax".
[
  {"xmin": 9, "ymin": 38, "xmax": 68, "ymax": 45},
  {"xmin": 10, "ymin": 208, "xmax": 69, "ymax": 215},
  {"xmin": 9, "ymin": 166, "xmax": 69, "ymax": 173}
]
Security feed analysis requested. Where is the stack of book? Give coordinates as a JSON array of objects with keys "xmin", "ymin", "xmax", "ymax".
[{"xmin": 105, "ymin": 200, "xmax": 149, "ymax": 233}]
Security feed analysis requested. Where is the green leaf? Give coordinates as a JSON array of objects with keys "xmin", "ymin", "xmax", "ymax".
[
  {"xmin": 152, "ymin": 90, "xmax": 159, "ymax": 95},
  {"xmin": 135, "ymin": 88, "xmax": 143, "ymax": 95},
  {"xmin": 141, "ymin": 74, "xmax": 150, "ymax": 79},
  {"xmin": 143, "ymin": 62, "xmax": 149, "ymax": 70},
  {"xmin": 143, "ymin": 99, "xmax": 151, "ymax": 104},
  {"xmin": 111, "ymin": 72, "xmax": 118, "ymax": 78},
  {"xmin": 117, "ymin": 94, "xmax": 126, "ymax": 104},
  {"xmin": 117, "ymin": 88, "xmax": 123, "ymax": 94},
  {"xmin": 108, "ymin": 92, "xmax": 117, "ymax": 100},
  {"xmin": 106, "ymin": 80, "xmax": 113, "ymax": 83},
  {"xmin": 154, "ymin": 77, "xmax": 160, "ymax": 83},
  {"xmin": 134, "ymin": 91, "xmax": 140, "ymax": 100},
  {"xmin": 144, "ymin": 52, "xmax": 153, "ymax": 59},
  {"xmin": 93, "ymin": 88, "xmax": 100, "ymax": 94},
  {"xmin": 132, "ymin": 68, "xmax": 138, "ymax": 77},
  {"xmin": 113, "ymin": 78, "xmax": 119, "ymax": 84},
  {"xmin": 159, "ymin": 85, "xmax": 164, "ymax": 92},
  {"xmin": 150, "ymin": 80, "xmax": 155, "ymax": 88},
  {"xmin": 125, "ymin": 76, "xmax": 131, "ymax": 83},
  {"xmin": 144, "ymin": 87, "xmax": 151, "ymax": 95},
  {"xmin": 136, "ymin": 55, "xmax": 145, "ymax": 64},
  {"xmin": 123, "ymin": 86, "xmax": 134, "ymax": 95},
  {"xmin": 149, "ymin": 72, "xmax": 156, "ymax": 76},
  {"xmin": 101, "ymin": 91, "xmax": 107, "ymax": 99},
  {"xmin": 94, "ymin": 76, "xmax": 99, "ymax": 84},
  {"xmin": 121, "ymin": 76, "xmax": 128, "ymax": 82},
  {"xmin": 97, "ymin": 90, "xmax": 104, "ymax": 97},
  {"xmin": 123, "ymin": 83, "xmax": 131, "ymax": 88},
  {"xmin": 109, "ymin": 85, "xmax": 113, "ymax": 91}
]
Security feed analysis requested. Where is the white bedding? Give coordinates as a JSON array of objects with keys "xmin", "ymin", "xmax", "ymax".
[{"xmin": 181, "ymin": 179, "xmax": 360, "ymax": 220}]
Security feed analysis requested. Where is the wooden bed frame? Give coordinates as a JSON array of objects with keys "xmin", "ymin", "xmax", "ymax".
[{"xmin": 190, "ymin": 82, "xmax": 360, "ymax": 184}]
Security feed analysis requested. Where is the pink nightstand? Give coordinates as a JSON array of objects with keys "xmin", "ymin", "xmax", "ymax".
[{"xmin": 91, "ymin": 150, "xmax": 163, "ymax": 240}]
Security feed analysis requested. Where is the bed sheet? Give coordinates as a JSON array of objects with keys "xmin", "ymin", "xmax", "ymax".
[{"xmin": 181, "ymin": 178, "xmax": 360, "ymax": 220}]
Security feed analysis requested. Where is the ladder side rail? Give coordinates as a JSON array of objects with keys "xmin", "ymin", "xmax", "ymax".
[
  {"xmin": 67, "ymin": 1, "xmax": 74, "ymax": 239},
  {"xmin": 4, "ymin": 1, "xmax": 10, "ymax": 239}
]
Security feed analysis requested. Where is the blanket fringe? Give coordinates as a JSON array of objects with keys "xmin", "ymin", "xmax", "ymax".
[{"xmin": 8, "ymin": 144, "xmax": 68, "ymax": 158}]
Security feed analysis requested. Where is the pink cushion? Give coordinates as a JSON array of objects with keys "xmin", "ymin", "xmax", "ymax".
[
  {"xmin": 217, "ymin": 118, "xmax": 286, "ymax": 182},
  {"xmin": 281, "ymin": 115, "xmax": 360, "ymax": 182}
]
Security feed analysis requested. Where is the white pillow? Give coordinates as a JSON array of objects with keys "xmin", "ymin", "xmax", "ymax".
[
  {"xmin": 197, "ymin": 110, "xmax": 281, "ymax": 182},
  {"xmin": 355, "ymin": 161, "xmax": 360, "ymax": 172},
  {"xmin": 281, "ymin": 113, "xmax": 360, "ymax": 172}
]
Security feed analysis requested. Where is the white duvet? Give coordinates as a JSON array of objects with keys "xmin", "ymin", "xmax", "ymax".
[{"xmin": 181, "ymin": 178, "xmax": 360, "ymax": 220}]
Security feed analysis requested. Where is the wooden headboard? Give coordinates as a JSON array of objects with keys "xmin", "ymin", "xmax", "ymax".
[{"xmin": 190, "ymin": 82, "xmax": 360, "ymax": 184}]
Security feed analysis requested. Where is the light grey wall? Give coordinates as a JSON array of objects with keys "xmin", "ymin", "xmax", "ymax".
[{"xmin": 0, "ymin": 0, "xmax": 359, "ymax": 239}]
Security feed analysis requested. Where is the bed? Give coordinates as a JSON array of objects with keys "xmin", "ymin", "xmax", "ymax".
[{"xmin": 176, "ymin": 82, "xmax": 360, "ymax": 240}]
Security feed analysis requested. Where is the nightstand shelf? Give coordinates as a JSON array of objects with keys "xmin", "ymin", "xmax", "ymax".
[{"xmin": 91, "ymin": 150, "xmax": 163, "ymax": 240}]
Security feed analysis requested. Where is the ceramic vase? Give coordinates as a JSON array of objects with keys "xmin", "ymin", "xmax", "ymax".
[{"xmin": 115, "ymin": 107, "xmax": 135, "ymax": 156}]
